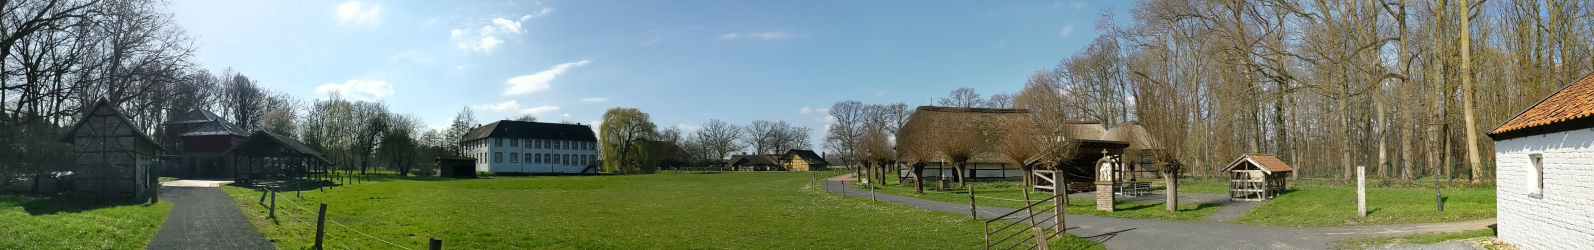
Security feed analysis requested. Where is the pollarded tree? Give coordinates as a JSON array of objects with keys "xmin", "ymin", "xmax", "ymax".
[{"xmin": 600, "ymin": 107, "xmax": 657, "ymax": 174}]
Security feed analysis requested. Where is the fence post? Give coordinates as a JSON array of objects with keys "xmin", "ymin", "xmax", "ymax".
[
  {"xmin": 269, "ymin": 189, "xmax": 277, "ymax": 219},
  {"xmin": 968, "ymin": 184, "xmax": 977, "ymax": 220},
  {"xmin": 315, "ymin": 203, "xmax": 327, "ymax": 249},
  {"xmin": 429, "ymin": 237, "xmax": 442, "ymax": 250},
  {"xmin": 1032, "ymin": 227, "xmax": 1051, "ymax": 250},
  {"xmin": 1357, "ymin": 166, "xmax": 1366, "ymax": 217},
  {"xmin": 1053, "ymin": 170, "xmax": 1064, "ymax": 234},
  {"xmin": 869, "ymin": 177, "xmax": 877, "ymax": 202}
]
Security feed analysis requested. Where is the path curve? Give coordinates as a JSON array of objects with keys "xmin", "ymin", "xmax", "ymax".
[
  {"xmin": 821, "ymin": 174, "xmax": 1493, "ymax": 250},
  {"xmin": 146, "ymin": 183, "xmax": 274, "ymax": 250}
]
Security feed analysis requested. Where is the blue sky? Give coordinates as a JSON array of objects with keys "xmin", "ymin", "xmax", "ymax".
[{"xmin": 169, "ymin": 0, "xmax": 1125, "ymax": 147}]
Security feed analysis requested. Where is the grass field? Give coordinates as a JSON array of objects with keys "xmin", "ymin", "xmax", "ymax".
[
  {"xmin": 1337, "ymin": 228, "xmax": 1496, "ymax": 249},
  {"xmin": 867, "ymin": 181, "xmax": 1221, "ymax": 221},
  {"xmin": 223, "ymin": 172, "xmax": 1103, "ymax": 249},
  {"xmin": 1235, "ymin": 185, "xmax": 1495, "ymax": 227},
  {"xmin": 0, "ymin": 195, "xmax": 172, "ymax": 250}
]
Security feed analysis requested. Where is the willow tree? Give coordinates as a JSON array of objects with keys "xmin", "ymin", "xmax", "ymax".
[{"xmin": 600, "ymin": 107, "xmax": 657, "ymax": 174}]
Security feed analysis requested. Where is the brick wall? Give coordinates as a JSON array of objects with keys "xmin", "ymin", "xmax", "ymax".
[{"xmin": 1494, "ymin": 128, "xmax": 1594, "ymax": 249}]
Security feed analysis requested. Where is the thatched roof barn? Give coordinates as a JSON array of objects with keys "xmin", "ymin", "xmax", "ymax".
[{"xmin": 896, "ymin": 106, "xmax": 1035, "ymax": 165}]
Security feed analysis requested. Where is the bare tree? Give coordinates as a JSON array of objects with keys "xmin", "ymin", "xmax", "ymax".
[
  {"xmin": 696, "ymin": 119, "xmax": 744, "ymax": 162},
  {"xmin": 937, "ymin": 87, "xmax": 983, "ymax": 108}
]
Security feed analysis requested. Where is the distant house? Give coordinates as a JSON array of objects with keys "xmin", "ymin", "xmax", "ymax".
[
  {"xmin": 160, "ymin": 109, "xmax": 249, "ymax": 178},
  {"xmin": 461, "ymin": 120, "xmax": 599, "ymax": 174},
  {"xmin": 728, "ymin": 154, "xmax": 779, "ymax": 171},
  {"xmin": 60, "ymin": 99, "xmax": 163, "ymax": 200},
  {"xmin": 1487, "ymin": 72, "xmax": 1594, "ymax": 249},
  {"xmin": 779, "ymin": 149, "xmax": 829, "ymax": 171}
]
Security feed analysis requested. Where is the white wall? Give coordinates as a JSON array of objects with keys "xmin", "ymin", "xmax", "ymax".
[
  {"xmin": 1494, "ymin": 128, "xmax": 1594, "ymax": 249},
  {"xmin": 464, "ymin": 137, "xmax": 599, "ymax": 174}
]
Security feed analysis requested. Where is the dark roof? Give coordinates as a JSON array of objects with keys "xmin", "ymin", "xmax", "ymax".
[
  {"xmin": 1221, "ymin": 154, "xmax": 1294, "ymax": 174},
  {"xmin": 164, "ymin": 109, "xmax": 225, "ymax": 125},
  {"xmin": 179, "ymin": 120, "xmax": 250, "ymax": 137},
  {"xmin": 60, "ymin": 98, "xmax": 161, "ymax": 149},
  {"xmin": 462, "ymin": 120, "xmax": 597, "ymax": 142},
  {"xmin": 1489, "ymin": 72, "xmax": 1594, "ymax": 139},
  {"xmin": 781, "ymin": 149, "xmax": 828, "ymax": 165},
  {"xmin": 223, "ymin": 131, "xmax": 331, "ymax": 164},
  {"xmin": 729, "ymin": 155, "xmax": 778, "ymax": 166}
]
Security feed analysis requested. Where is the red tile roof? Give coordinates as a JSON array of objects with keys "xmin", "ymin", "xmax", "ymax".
[
  {"xmin": 1222, "ymin": 154, "xmax": 1294, "ymax": 174},
  {"xmin": 1489, "ymin": 72, "xmax": 1594, "ymax": 136}
]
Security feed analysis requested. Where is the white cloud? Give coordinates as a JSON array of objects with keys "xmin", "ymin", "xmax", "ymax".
[
  {"xmin": 580, "ymin": 97, "xmax": 608, "ymax": 102},
  {"xmin": 750, "ymin": 32, "xmax": 793, "ymax": 39},
  {"xmin": 472, "ymin": 101, "xmax": 521, "ymax": 112},
  {"xmin": 799, "ymin": 107, "xmax": 812, "ymax": 114},
  {"xmin": 560, "ymin": 113, "xmax": 571, "ymax": 118},
  {"xmin": 1071, "ymin": 1, "xmax": 1086, "ymax": 10},
  {"xmin": 335, "ymin": 1, "xmax": 381, "ymax": 27},
  {"xmin": 453, "ymin": 13, "xmax": 542, "ymax": 53},
  {"xmin": 719, "ymin": 33, "xmax": 740, "ymax": 39},
  {"xmin": 456, "ymin": 65, "xmax": 467, "ymax": 70},
  {"xmin": 817, "ymin": 108, "xmax": 829, "ymax": 113},
  {"xmin": 504, "ymin": 60, "xmax": 591, "ymax": 95},
  {"xmin": 1059, "ymin": 25, "xmax": 1075, "ymax": 37},
  {"xmin": 874, "ymin": 91, "xmax": 887, "ymax": 96},
  {"xmin": 315, "ymin": 80, "xmax": 394, "ymax": 101},
  {"xmin": 522, "ymin": 106, "xmax": 560, "ymax": 115},
  {"xmin": 816, "ymin": 115, "xmax": 837, "ymax": 123},
  {"xmin": 676, "ymin": 123, "xmax": 702, "ymax": 131}
]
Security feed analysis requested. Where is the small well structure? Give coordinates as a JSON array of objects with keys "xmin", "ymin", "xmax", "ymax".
[{"xmin": 1221, "ymin": 154, "xmax": 1294, "ymax": 201}]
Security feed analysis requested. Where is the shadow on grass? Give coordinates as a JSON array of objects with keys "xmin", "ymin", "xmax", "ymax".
[{"xmin": 19, "ymin": 197, "xmax": 155, "ymax": 216}]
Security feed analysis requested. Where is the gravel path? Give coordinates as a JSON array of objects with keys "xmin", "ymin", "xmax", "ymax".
[
  {"xmin": 146, "ymin": 185, "xmax": 274, "ymax": 250},
  {"xmin": 821, "ymin": 175, "xmax": 1493, "ymax": 250}
]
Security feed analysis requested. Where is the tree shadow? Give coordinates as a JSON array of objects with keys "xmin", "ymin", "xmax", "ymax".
[
  {"xmin": 1083, "ymin": 227, "xmax": 1136, "ymax": 244},
  {"xmin": 20, "ymin": 197, "xmax": 152, "ymax": 216}
]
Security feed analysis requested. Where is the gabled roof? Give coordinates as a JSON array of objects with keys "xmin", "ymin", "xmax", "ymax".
[
  {"xmin": 179, "ymin": 120, "xmax": 250, "ymax": 137},
  {"xmin": 781, "ymin": 149, "xmax": 829, "ymax": 165},
  {"xmin": 1058, "ymin": 122, "xmax": 1108, "ymax": 141},
  {"xmin": 1221, "ymin": 154, "xmax": 1294, "ymax": 174},
  {"xmin": 1102, "ymin": 123, "xmax": 1158, "ymax": 150},
  {"xmin": 729, "ymin": 155, "xmax": 779, "ymax": 166},
  {"xmin": 896, "ymin": 106, "xmax": 1036, "ymax": 163},
  {"xmin": 59, "ymin": 98, "xmax": 161, "ymax": 149},
  {"xmin": 463, "ymin": 120, "xmax": 597, "ymax": 142},
  {"xmin": 223, "ymin": 131, "xmax": 332, "ymax": 164},
  {"xmin": 1488, "ymin": 72, "xmax": 1594, "ymax": 140},
  {"xmin": 163, "ymin": 109, "xmax": 225, "ymax": 125}
]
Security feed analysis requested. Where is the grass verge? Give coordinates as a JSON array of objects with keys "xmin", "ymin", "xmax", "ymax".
[
  {"xmin": 1236, "ymin": 186, "xmax": 1494, "ymax": 227},
  {"xmin": 867, "ymin": 181, "xmax": 1220, "ymax": 221},
  {"xmin": 223, "ymin": 172, "xmax": 1103, "ymax": 249},
  {"xmin": 0, "ymin": 195, "xmax": 173, "ymax": 250},
  {"xmin": 1337, "ymin": 228, "xmax": 1495, "ymax": 250}
]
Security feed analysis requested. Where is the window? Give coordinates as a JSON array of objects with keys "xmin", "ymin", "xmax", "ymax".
[
  {"xmin": 524, "ymin": 139, "xmax": 530, "ymax": 148},
  {"xmin": 562, "ymin": 141, "xmax": 569, "ymax": 150},
  {"xmin": 524, "ymin": 153, "xmax": 531, "ymax": 163},
  {"xmin": 564, "ymin": 154, "xmax": 571, "ymax": 165},
  {"xmin": 511, "ymin": 138, "xmax": 519, "ymax": 147},
  {"xmin": 554, "ymin": 154, "xmax": 561, "ymax": 165},
  {"xmin": 1530, "ymin": 154, "xmax": 1544, "ymax": 198},
  {"xmin": 494, "ymin": 152, "xmax": 502, "ymax": 163},
  {"xmin": 537, "ymin": 140, "xmax": 544, "ymax": 149},
  {"xmin": 534, "ymin": 153, "xmax": 542, "ymax": 164},
  {"xmin": 510, "ymin": 153, "xmax": 518, "ymax": 163},
  {"xmin": 495, "ymin": 138, "xmax": 503, "ymax": 147}
]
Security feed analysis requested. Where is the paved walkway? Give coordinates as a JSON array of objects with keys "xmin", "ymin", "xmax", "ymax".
[
  {"xmin": 821, "ymin": 175, "xmax": 1494, "ymax": 250},
  {"xmin": 147, "ymin": 182, "xmax": 274, "ymax": 250}
]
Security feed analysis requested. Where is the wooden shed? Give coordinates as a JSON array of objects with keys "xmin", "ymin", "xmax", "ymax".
[
  {"xmin": 59, "ymin": 98, "xmax": 163, "ymax": 201},
  {"xmin": 223, "ymin": 131, "xmax": 331, "ymax": 184},
  {"xmin": 728, "ymin": 154, "xmax": 780, "ymax": 171},
  {"xmin": 437, "ymin": 156, "xmax": 478, "ymax": 178},
  {"xmin": 1222, "ymin": 154, "xmax": 1294, "ymax": 201}
]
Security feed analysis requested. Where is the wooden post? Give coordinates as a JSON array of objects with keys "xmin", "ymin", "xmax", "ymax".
[
  {"xmin": 1357, "ymin": 166, "xmax": 1366, "ymax": 217},
  {"xmin": 1053, "ymin": 169, "xmax": 1064, "ymax": 234},
  {"xmin": 269, "ymin": 189, "xmax": 277, "ymax": 218},
  {"xmin": 869, "ymin": 177, "xmax": 877, "ymax": 202},
  {"xmin": 315, "ymin": 203, "xmax": 327, "ymax": 249},
  {"xmin": 429, "ymin": 237, "xmax": 442, "ymax": 250},
  {"xmin": 1032, "ymin": 227, "xmax": 1051, "ymax": 250},
  {"xmin": 1023, "ymin": 188, "xmax": 1037, "ymax": 227},
  {"xmin": 968, "ymin": 184, "xmax": 977, "ymax": 219}
]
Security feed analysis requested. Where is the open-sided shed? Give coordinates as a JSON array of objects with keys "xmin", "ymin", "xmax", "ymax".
[
  {"xmin": 223, "ymin": 131, "xmax": 331, "ymax": 184},
  {"xmin": 436, "ymin": 156, "xmax": 478, "ymax": 178},
  {"xmin": 1222, "ymin": 154, "xmax": 1294, "ymax": 201},
  {"xmin": 60, "ymin": 98, "xmax": 163, "ymax": 200}
]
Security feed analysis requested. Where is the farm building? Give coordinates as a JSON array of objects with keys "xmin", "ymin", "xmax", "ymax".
[
  {"xmin": 461, "ymin": 120, "xmax": 599, "ymax": 174},
  {"xmin": 436, "ymin": 156, "xmax": 478, "ymax": 178},
  {"xmin": 1487, "ymin": 72, "xmax": 1594, "ymax": 249},
  {"xmin": 1102, "ymin": 123, "xmax": 1162, "ymax": 180},
  {"xmin": 159, "ymin": 109, "xmax": 248, "ymax": 178},
  {"xmin": 59, "ymin": 98, "xmax": 163, "ymax": 200},
  {"xmin": 728, "ymin": 154, "xmax": 780, "ymax": 171},
  {"xmin": 894, "ymin": 106, "xmax": 1113, "ymax": 182},
  {"xmin": 1220, "ymin": 154, "xmax": 1293, "ymax": 201},
  {"xmin": 223, "ymin": 131, "xmax": 331, "ymax": 184},
  {"xmin": 779, "ymin": 149, "xmax": 828, "ymax": 171}
]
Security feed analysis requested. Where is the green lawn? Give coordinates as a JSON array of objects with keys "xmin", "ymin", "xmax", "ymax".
[
  {"xmin": 868, "ymin": 181, "xmax": 1220, "ymax": 221},
  {"xmin": 222, "ymin": 172, "xmax": 1103, "ymax": 249},
  {"xmin": 1337, "ymin": 228, "xmax": 1496, "ymax": 249},
  {"xmin": 1236, "ymin": 186, "xmax": 1495, "ymax": 227},
  {"xmin": 0, "ymin": 195, "xmax": 172, "ymax": 250}
]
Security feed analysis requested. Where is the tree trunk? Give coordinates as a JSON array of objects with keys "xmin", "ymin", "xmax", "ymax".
[
  {"xmin": 1165, "ymin": 164, "xmax": 1179, "ymax": 212},
  {"xmin": 912, "ymin": 164, "xmax": 926, "ymax": 194},
  {"xmin": 1460, "ymin": 0, "xmax": 1484, "ymax": 184},
  {"xmin": 955, "ymin": 161, "xmax": 967, "ymax": 187}
]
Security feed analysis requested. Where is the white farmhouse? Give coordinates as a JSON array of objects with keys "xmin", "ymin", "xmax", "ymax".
[
  {"xmin": 1487, "ymin": 73, "xmax": 1594, "ymax": 249},
  {"xmin": 461, "ymin": 120, "xmax": 600, "ymax": 174}
]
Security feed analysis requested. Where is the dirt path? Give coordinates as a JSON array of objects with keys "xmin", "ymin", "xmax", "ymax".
[
  {"xmin": 146, "ymin": 184, "xmax": 274, "ymax": 250},
  {"xmin": 820, "ymin": 175, "xmax": 1493, "ymax": 250}
]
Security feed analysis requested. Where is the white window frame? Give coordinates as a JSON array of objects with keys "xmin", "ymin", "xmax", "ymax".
[{"xmin": 1530, "ymin": 153, "xmax": 1544, "ymax": 199}]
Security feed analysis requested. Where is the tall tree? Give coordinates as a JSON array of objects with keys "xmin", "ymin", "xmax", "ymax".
[{"xmin": 599, "ymin": 107, "xmax": 656, "ymax": 174}]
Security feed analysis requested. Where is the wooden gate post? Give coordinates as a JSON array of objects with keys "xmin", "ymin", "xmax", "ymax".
[
  {"xmin": 1357, "ymin": 166, "xmax": 1366, "ymax": 217},
  {"xmin": 968, "ymin": 184, "xmax": 977, "ymax": 220},
  {"xmin": 269, "ymin": 189, "xmax": 277, "ymax": 218},
  {"xmin": 429, "ymin": 237, "xmax": 442, "ymax": 250},
  {"xmin": 1053, "ymin": 169, "xmax": 1064, "ymax": 234},
  {"xmin": 315, "ymin": 203, "xmax": 327, "ymax": 249}
]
